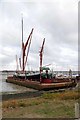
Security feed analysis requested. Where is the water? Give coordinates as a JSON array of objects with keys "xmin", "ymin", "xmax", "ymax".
[{"xmin": 0, "ymin": 71, "xmax": 36, "ymax": 93}]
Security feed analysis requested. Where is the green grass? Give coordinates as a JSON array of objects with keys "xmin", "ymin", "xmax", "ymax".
[
  {"xmin": 2, "ymin": 89, "xmax": 80, "ymax": 118},
  {"xmin": 34, "ymin": 99, "xmax": 75, "ymax": 118}
]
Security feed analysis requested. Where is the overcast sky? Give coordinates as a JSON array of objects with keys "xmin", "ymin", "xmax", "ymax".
[{"xmin": 0, "ymin": 0, "xmax": 78, "ymax": 71}]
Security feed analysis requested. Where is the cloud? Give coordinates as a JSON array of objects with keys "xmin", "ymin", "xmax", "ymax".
[{"xmin": 0, "ymin": 0, "xmax": 78, "ymax": 71}]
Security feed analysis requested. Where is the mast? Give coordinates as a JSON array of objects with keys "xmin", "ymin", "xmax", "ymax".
[
  {"xmin": 21, "ymin": 16, "xmax": 25, "ymax": 72},
  {"xmin": 39, "ymin": 38, "xmax": 45, "ymax": 83},
  {"xmin": 21, "ymin": 15, "xmax": 34, "ymax": 72},
  {"xmin": 16, "ymin": 55, "xmax": 19, "ymax": 71},
  {"xmin": 22, "ymin": 15, "xmax": 23, "ymax": 46}
]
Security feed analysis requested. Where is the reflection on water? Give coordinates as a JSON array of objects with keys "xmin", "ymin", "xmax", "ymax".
[{"xmin": 0, "ymin": 72, "xmax": 36, "ymax": 93}]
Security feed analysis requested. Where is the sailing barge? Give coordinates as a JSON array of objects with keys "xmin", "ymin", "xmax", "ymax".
[{"xmin": 6, "ymin": 18, "xmax": 77, "ymax": 90}]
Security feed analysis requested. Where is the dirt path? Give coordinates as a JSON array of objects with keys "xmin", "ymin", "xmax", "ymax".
[{"xmin": 2, "ymin": 91, "xmax": 44, "ymax": 101}]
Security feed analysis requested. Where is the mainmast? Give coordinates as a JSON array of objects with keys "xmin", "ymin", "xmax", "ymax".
[
  {"xmin": 21, "ymin": 16, "xmax": 24, "ymax": 72},
  {"xmin": 21, "ymin": 16, "xmax": 34, "ymax": 72},
  {"xmin": 22, "ymin": 15, "xmax": 23, "ymax": 45}
]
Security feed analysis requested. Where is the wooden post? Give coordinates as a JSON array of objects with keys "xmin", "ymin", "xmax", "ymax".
[
  {"xmin": 0, "ymin": 94, "xmax": 2, "ymax": 120},
  {"xmin": 75, "ymin": 102, "xmax": 80, "ymax": 119}
]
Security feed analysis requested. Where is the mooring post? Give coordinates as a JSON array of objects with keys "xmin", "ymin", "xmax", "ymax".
[
  {"xmin": 0, "ymin": 97, "xmax": 2, "ymax": 120},
  {"xmin": 75, "ymin": 102, "xmax": 80, "ymax": 119}
]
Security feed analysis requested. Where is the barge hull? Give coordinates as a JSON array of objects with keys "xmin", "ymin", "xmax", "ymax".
[{"xmin": 6, "ymin": 77, "xmax": 77, "ymax": 90}]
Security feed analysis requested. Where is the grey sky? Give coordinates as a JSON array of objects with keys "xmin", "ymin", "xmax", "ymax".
[{"xmin": 0, "ymin": 0, "xmax": 78, "ymax": 71}]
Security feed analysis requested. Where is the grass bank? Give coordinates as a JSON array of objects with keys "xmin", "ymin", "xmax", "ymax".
[{"xmin": 2, "ymin": 89, "xmax": 80, "ymax": 118}]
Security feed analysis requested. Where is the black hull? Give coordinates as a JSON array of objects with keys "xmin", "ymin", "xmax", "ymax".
[{"xmin": 15, "ymin": 73, "xmax": 40, "ymax": 81}]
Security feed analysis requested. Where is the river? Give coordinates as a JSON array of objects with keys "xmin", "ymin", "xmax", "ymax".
[{"xmin": 0, "ymin": 71, "xmax": 36, "ymax": 93}]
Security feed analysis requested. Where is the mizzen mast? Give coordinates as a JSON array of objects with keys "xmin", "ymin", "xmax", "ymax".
[{"xmin": 39, "ymin": 38, "xmax": 45, "ymax": 82}]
